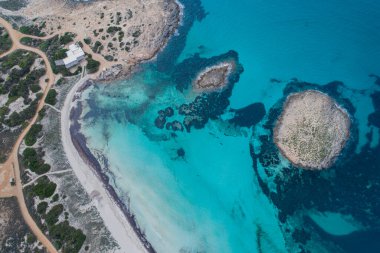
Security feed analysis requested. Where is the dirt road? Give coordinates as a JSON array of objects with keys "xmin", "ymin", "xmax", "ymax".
[
  {"xmin": 0, "ymin": 17, "xmax": 58, "ymax": 253},
  {"xmin": 0, "ymin": 15, "xmax": 110, "ymax": 252}
]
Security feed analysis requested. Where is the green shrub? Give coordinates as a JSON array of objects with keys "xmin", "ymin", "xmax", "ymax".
[
  {"xmin": 83, "ymin": 37, "xmax": 91, "ymax": 45},
  {"xmin": 37, "ymin": 201, "xmax": 48, "ymax": 214},
  {"xmin": 118, "ymin": 31, "xmax": 124, "ymax": 42},
  {"xmin": 25, "ymin": 124, "xmax": 42, "ymax": 146},
  {"xmin": 106, "ymin": 26, "xmax": 121, "ymax": 34},
  {"xmin": 31, "ymin": 176, "xmax": 56, "ymax": 199},
  {"xmin": 56, "ymin": 78, "xmax": 65, "ymax": 86},
  {"xmin": 6, "ymin": 111, "xmax": 22, "ymax": 127},
  {"xmin": 51, "ymin": 193, "xmax": 59, "ymax": 202},
  {"xmin": 22, "ymin": 147, "xmax": 51, "ymax": 175},
  {"xmin": 38, "ymin": 107, "xmax": 46, "ymax": 121},
  {"xmin": 86, "ymin": 57, "xmax": 100, "ymax": 74},
  {"xmin": 53, "ymin": 48, "xmax": 67, "ymax": 61},
  {"xmin": 0, "ymin": 28, "xmax": 12, "ymax": 54},
  {"xmin": 20, "ymin": 37, "xmax": 33, "ymax": 45},
  {"xmin": 19, "ymin": 24, "xmax": 46, "ymax": 37},
  {"xmin": 49, "ymin": 221, "xmax": 86, "ymax": 253},
  {"xmin": 5, "ymin": 99, "xmax": 39, "ymax": 127},
  {"xmin": 91, "ymin": 41, "xmax": 103, "ymax": 53},
  {"xmin": 45, "ymin": 204, "xmax": 64, "ymax": 226},
  {"xmin": 45, "ymin": 89, "xmax": 57, "ymax": 105},
  {"xmin": 39, "ymin": 40, "xmax": 51, "ymax": 52},
  {"xmin": 104, "ymin": 55, "xmax": 114, "ymax": 61},
  {"xmin": 26, "ymin": 233, "xmax": 36, "ymax": 244},
  {"xmin": 59, "ymin": 33, "xmax": 75, "ymax": 45},
  {"xmin": 36, "ymin": 92, "xmax": 43, "ymax": 100},
  {"xmin": 0, "ymin": 106, "xmax": 9, "ymax": 120},
  {"xmin": 30, "ymin": 84, "xmax": 41, "ymax": 93}
]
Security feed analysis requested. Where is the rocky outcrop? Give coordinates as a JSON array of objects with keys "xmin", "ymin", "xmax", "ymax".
[
  {"xmin": 274, "ymin": 90, "xmax": 350, "ymax": 169},
  {"xmin": 97, "ymin": 65, "xmax": 123, "ymax": 81},
  {"xmin": 154, "ymin": 107, "xmax": 174, "ymax": 129},
  {"xmin": 194, "ymin": 61, "xmax": 234, "ymax": 92}
]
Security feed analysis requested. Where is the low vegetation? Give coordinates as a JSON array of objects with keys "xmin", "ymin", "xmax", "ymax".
[
  {"xmin": 26, "ymin": 175, "xmax": 86, "ymax": 252},
  {"xmin": 106, "ymin": 26, "xmax": 121, "ymax": 34},
  {"xmin": 19, "ymin": 22, "xmax": 46, "ymax": 37},
  {"xmin": 91, "ymin": 40, "xmax": 103, "ymax": 54},
  {"xmin": 30, "ymin": 176, "xmax": 56, "ymax": 199},
  {"xmin": 5, "ymin": 100, "xmax": 39, "ymax": 127},
  {"xmin": 0, "ymin": 26, "xmax": 12, "ymax": 54},
  {"xmin": 45, "ymin": 89, "xmax": 58, "ymax": 105},
  {"xmin": 45, "ymin": 204, "xmax": 64, "ymax": 226},
  {"xmin": 37, "ymin": 201, "xmax": 48, "ymax": 214},
  {"xmin": 50, "ymin": 221, "xmax": 86, "ymax": 253},
  {"xmin": 25, "ymin": 124, "xmax": 43, "ymax": 146},
  {"xmin": 0, "ymin": 50, "xmax": 46, "ymax": 161},
  {"xmin": 86, "ymin": 55, "xmax": 100, "ymax": 74},
  {"xmin": 22, "ymin": 147, "xmax": 51, "ymax": 175}
]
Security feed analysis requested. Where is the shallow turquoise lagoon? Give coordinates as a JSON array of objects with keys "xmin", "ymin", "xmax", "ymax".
[{"xmin": 78, "ymin": 0, "xmax": 380, "ymax": 252}]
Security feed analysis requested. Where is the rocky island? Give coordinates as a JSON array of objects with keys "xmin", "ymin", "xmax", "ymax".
[
  {"xmin": 194, "ymin": 61, "xmax": 234, "ymax": 91},
  {"xmin": 274, "ymin": 90, "xmax": 351, "ymax": 169}
]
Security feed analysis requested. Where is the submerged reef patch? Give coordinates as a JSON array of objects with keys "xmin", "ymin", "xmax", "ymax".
[
  {"xmin": 251, "ymin": 80, "xmax": 380, "ymax": 252},
  {"xmin": 155, "ymin": 50, "xmax": 244, "ymax": 132},
  {"xmin": 368, "ymin": 91, "xmax": 380, "ymax": 128},
  {"xmin": 229, "ymin": 103, "xmax": 266, "ymax": 128}
]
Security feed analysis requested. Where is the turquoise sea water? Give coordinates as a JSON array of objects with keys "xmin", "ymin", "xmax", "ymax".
[{"xmin": 78, "ymin": 0, "xmax": 380, "ymax": 252}]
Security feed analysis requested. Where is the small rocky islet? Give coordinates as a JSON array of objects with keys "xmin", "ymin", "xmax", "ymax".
[
  {"xmin": 274, "ymin": 90, "xmax": 351, "ymax": 170},
  {"xmin": 193, "ymin": 61, "xmax": 235, "ymax": 92}
]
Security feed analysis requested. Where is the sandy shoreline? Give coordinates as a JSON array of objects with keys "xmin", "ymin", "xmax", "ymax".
[
  {"xmin": 61, "ymin": 77, "xmax": 150, "ymax": 253},
  {"xmin": 58, "ymin": 1, "xmax": 185, "ymax": 252}
]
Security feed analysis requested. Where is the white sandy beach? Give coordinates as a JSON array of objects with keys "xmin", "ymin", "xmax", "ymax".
[{"xmin": 61, "ymin": 77, "xmax": 147, "ymax": 253}]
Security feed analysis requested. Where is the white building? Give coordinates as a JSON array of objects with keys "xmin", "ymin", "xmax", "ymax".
[{"xmin": 55, "ymin": 44, "xmax": 85, "ymax": 68}]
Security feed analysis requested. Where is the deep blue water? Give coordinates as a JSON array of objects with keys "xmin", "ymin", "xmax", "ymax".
[{"xmin": 78, "ymin": 0, "xmax": 380, "ymax": 252}]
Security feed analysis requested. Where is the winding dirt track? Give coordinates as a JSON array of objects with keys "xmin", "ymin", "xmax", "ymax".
[
  {"xmin": 0, "ymin": 15, "xmax": 108, "ymax": 252},
  {"xmin": 0, "ymin": 17, "xmax": 58, "ymax": 253}
]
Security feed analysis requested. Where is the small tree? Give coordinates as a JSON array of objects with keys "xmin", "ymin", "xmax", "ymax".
[{"xmin": 45, "ymin": 89, "xmax": 57, "ymax": 105}]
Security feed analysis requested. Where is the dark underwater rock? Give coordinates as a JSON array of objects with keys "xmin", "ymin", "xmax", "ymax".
[
  {"xmin": 177, "ymin": 148, "xmax": 185, "ymax": 157},
  {"xmin": 368, "ymin": 111, "xmax": 380, "ymax": 128},
  {"xmin": 369, "ymin": 74, "xmax": 380, "ymax": 86},
  {"xmin": 165, "ymin": 120, "xmax": 184, "ymax": 132},
  {"xmin": 171, "ymin": 120, "xmax": 183, "ymax": 131},
  {"xmin": 164, "ymin": 107, "xmax": 174, "ymax": 117},
  {"xmin": 229, "ymin": 102, "xmax": 266, "ymax": 127},
  {"xmin": 154, "ymin": 116, "xmax": 166, "ymax": 129},
  {"xmin": 369, "ymin": 91, "xmax": 380, "ymax": 128},
  {"xmin": 371, "ymin": 91, "xmax": 380, "ymax": 110}
]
